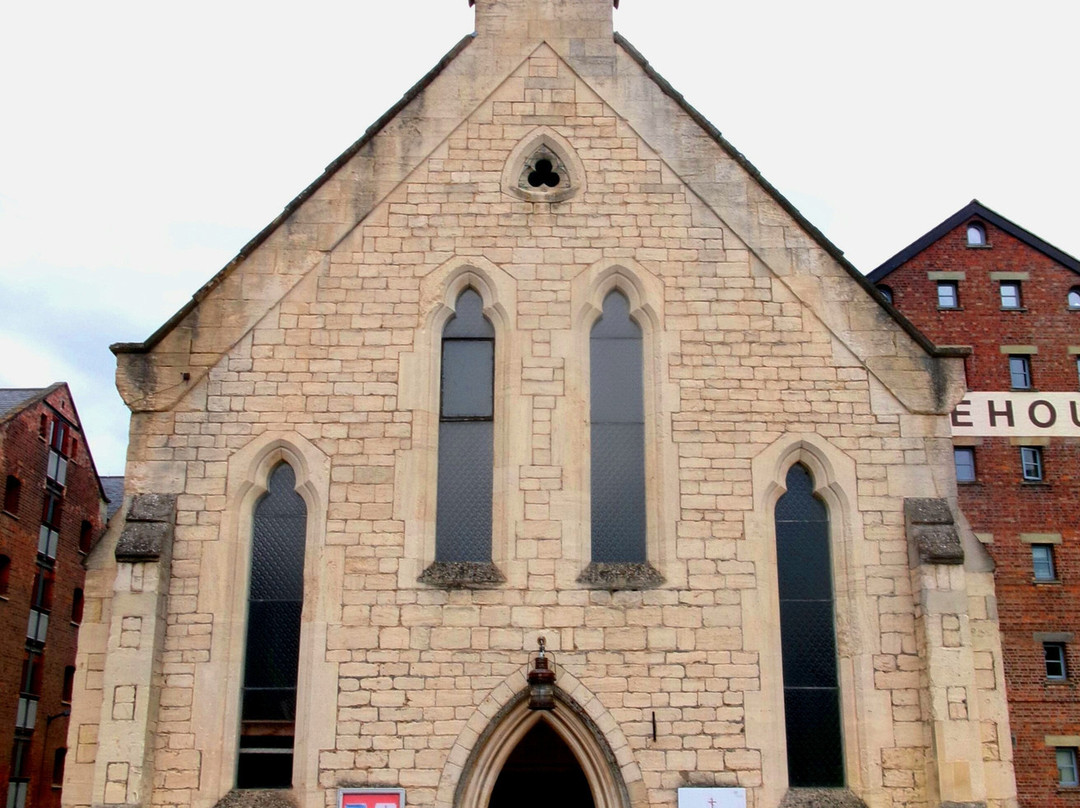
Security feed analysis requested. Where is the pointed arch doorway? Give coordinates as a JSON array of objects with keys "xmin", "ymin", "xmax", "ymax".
[{"xmin": 454, "ymin": 692, "xmax": 630, "ymax": 808}]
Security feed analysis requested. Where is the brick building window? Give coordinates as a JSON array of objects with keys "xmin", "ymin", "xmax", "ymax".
[
  {"xmin": 46, "ymin": 419, "xmax": 68, "ymax": 488},
  {"xmin": 79, "ymin": 520, "xmax": 93, "ymax": 554},
  {"xmin": 71, "ymin": 588, "xmax": 84, "ymax": 624},
  {"xmin": 0, "ymin": 556, "xmax": 10, "ymax": 597},
  {"xmin": 62, "ymin": 665, "xmax": 75, "ymax": 703},
  {"xmin": 1000, "ymin": 282, "xmax": 1022, "ymax": 309},
  {"xmin": 238, "ymin": 462, "xmax": 306, "ymax": 789},
  {"xmin": 1069, "ymin": 287, "xmax": 1080, "ymax": 309},
  {"xmin": 39, "ymin": 492, "xmax": 61, "ymax": 561},
  {"xmin": 1058, "ymin": 748, "xmax": 1079, "ymax": 787},
  {"xmin": 953, "ymin": 447, "xmax": 976, "ymax": 483},
  {"xmin": 3, "ymin": 475, "xmax": 20, "ymax": 514},
  {"xmin": 1033, "ymin": 545, "xmax": 1057, "ymax": 581},
  {"xmin": 6, "ymin": 737, "xmax": 30, "ymax": 808},
  {"xmin": 877, "ymin": 285, "xmax": 893, "ymax": 304},
  {"xmin": 1045, "ymin": 643, "xmax": 1068, "ymax": 680},
  {"xmin": 52, "ymin": 748, "xmax": 66, "ymax": 787},
  {"xmin": 1009, "ymin": 355, "xmax": 1032, "ymax": 389},
  {"xmin": 1021, "ymin": 447, "xmax": 1044, "ymax": 482},
  {"xmin": 435, "ymin": 288, "xmax": 494, "ymax": 562},
  {"xmin": 966, "ymin": 223, "xmax": 987, "ymax": 246},
  {"xmin": 776, "ymin": 463, "xmax": 843, "ymax": 787},
  {"xmin": 937, "ymin": 281, "xmax": 959, "ymax": 309},
  {"xmin": 591, "ymin": 290, "xmax": 646, "ymax": 563}
]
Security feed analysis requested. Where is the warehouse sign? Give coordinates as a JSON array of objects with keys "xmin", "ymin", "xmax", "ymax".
[
  {"xmin": 951, "ymin": 393, "xmax": 1080, "ymax": 437},
  {"xmin": 338, "ymin": 789, "xmax": 404, "ymax": 808}
]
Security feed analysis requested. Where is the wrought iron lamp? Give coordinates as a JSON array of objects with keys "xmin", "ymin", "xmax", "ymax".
[{"xmin": 527, "ymin": 636, "xmax": 556, "ymax": 711}]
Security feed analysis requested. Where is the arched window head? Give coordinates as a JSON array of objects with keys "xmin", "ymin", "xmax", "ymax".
[
  {"xmin": 436, "ymin": 288, "xmax": 495, "ymax": 562},
  {"xmin": 966, "ymin": 222, "xmax": 987, "ymax": 246},
  {"xmin": 876, "ymin": 285, "xmax": 894, "ymax": 304},
  {"xmin": 238, "ymin": 462, "xmax": 306, "ymax": 789},
  {"xmin": 590, "ymin": 290, "xmax": 646, "ymax": 562},
  {"xmin": 1068, "ymin": 287, "xmax": 1080, "ymax": 309},
  {"xmin": 775, "ymin": 463, "xmax": 843, "ymax": 787}
]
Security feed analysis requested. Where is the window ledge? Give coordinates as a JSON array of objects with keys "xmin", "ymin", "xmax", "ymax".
[
  {"xmin": 1035, "ymin": 578, "xmax": 1063, "ymax": 586},
  {"xmin": 1, "ymin": 510, "xmax": 17, "ymax": 520},
  {"xmin": 418, "ymin": 561, "xmax": 505, "ymax": 589},
  {"xmin": 577, "ymin": 562, "xmax": 664, "ymax": 590},
  {"xmin": 1001, "ymin": 307, "xmax": 1028, "ymax": 313},
  {"xmin": 966, "ymin": 244, "xmax": 993, "ymax": 249},
  {"xmin": 937, "ymin": 307, "xmax": 964, "ymax": 312},
  {"xmin": 1022, "ymin": 481, "xmax": 1051, "ymax": 488}
]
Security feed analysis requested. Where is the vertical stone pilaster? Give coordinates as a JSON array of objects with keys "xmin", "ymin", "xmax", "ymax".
[{"xmin": 906, "ymin": 498, "xmax": 989, "ymax": 808}]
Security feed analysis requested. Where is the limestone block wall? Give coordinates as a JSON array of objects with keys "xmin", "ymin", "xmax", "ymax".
[{"xmin": 69, "ymin": 6, "xmax": 1015, "ymax": 808}]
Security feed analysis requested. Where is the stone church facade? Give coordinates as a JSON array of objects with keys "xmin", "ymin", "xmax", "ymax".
[{"xmin": 65, "ymin": 2, "xmax": 1018, "ymax": 807}]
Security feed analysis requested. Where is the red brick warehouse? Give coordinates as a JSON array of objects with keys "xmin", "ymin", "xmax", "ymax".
[
  {"xmin": 0, "ymin": 385, "xmax": 113, "ymax": 808},
  {"xmin": 870, "ymin": 200, "xmax": 1080, "ymax": 807}
]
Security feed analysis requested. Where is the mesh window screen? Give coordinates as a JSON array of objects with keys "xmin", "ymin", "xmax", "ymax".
[
  {"xmin": 590, "ymin": 291, "xmax": 646, "ymax": 562},
  {"xmin": 775, "ymin": 464, "xmax": 843, "ymax": 787},
  {"xmin": 436, "ymin": 289, "xmax": 495, "ymax": 561},
  {"xmin": 239, "ymin": 462, "xmax": 306, "ymax": 787}
]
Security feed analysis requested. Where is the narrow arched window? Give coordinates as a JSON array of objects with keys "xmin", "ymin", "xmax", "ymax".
[
  {"xmin": 590, "ymin": 291, "xmax": 646, "ymax": 562},
  {"xmin": 238, "ymin": 462, "xmax": 306, "ymax": 789},
  {"xmin": 436, "ymin": 288, "xmax": 494, "ymax": 561},
  {"xmin": 966, "ymin": 222, "xmax": 986, "ymax": 246},
  {"xmin": 775, "ymin": 464, "xmax": 843, "ymax": 787}
]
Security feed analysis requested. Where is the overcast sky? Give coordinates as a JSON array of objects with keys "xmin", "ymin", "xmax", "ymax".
[{"xmin": 2, "ymin": 0, "xmax": 1078, "ymax": 476}]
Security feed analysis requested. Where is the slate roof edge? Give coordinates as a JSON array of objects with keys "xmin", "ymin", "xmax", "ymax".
[
  {"xmin": 112, "ymin": 33, "xmax": 477, "ymax": 356},
  {"xmin": 868, "ymin": 199, "xmax": 1080, "ymax": 282},
  {"xmin": 0, "ymin": 383, "xmax": 62, "ymax": 426},
  {"xmin": 612, "ymin": 34, "xmax": 963, "ymax": 359}
]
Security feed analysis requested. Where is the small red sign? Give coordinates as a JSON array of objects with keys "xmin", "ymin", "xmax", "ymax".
[{"xmin": 339, "ymin": 789, "xmax": 404, "ymax": 808}]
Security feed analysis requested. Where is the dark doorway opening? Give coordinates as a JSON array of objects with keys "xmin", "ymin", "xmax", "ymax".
[{"xmin": 489, "ymin": 721, "xmax": 595, "ymax": 808}]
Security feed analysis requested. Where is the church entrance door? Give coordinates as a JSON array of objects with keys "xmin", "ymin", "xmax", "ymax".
[{"xmin": 488, "ymin": 721, "xmax": 596, "ymax": 808}]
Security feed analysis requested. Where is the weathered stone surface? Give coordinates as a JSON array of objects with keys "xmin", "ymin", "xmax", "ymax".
[
  {"xmin": 906, "ymin": 497, "xmax": 964, "ymax": 565},
  {"xmin": 576, "ymin": 562, "xmax": 664, "ymax": 590},
  {"xmin": 114, "ymin": 521, "xmax": 170, "ymax": 562},
  {"xmin": 127, "ymin": 493, "xmax": 177, "ymax": 524},
  {"xmin": 418, "ymin": 561, "xmax": 505, "ymax": 588},
  {"xmin": 778, "ymin": 789, "xmax": 868, "ymax": 808},
  {"xmin": 212, "ymin": 790, "xmax": 297, "ymax": 808}
]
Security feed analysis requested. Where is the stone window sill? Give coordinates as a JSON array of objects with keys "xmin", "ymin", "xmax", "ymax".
[
  {"xmin": 418, "ymin": 561, "xmax": 505, "ymax": 589},
  {"xmin": 577, "ymin": 562, "xmax": 664, "ymax": 590}
]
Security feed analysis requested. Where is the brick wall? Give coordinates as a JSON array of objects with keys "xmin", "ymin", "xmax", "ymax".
[{"xmin": 877, "ymin": 213, "xmax": 1080, "ymax": 807}]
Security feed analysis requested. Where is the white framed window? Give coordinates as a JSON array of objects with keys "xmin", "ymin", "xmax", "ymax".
[
  {"xmin": 1045, "ymin": 642, "xmax": 1068, "ymax": 680},
  {"xmin": 1069, "ymin": 287, "xmax": 1080, "ymax": 309},
  {"xmin": 966, "ymin": 222, "xmax": 987, "ymax": 246},
  {"xmin": 953, "ymin": 447, "xmax": 976, "ymax": 483},
  {"xmin": 1009, "ymin": 355, "xmax": 1032, "ymax": 389},
  {"xmin": 1021, "ymin": 446, "xmax": 1044, "ymax": 482},
  {"xmin": 1058, "ymin": 747, "xmax": 1079, "ymax": 786},
  {"xmin": 937, "ymin": 281, "xmax": 959, "ymax": 309},
  {"xmin": 1000, "ymin": 282, "xmax": 1022, "ymax": 309},
  {"xmin": 1033, "ymin": 544, "xmax": 1056, "ymax": 581}
]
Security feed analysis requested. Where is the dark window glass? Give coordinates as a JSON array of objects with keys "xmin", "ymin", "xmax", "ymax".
[
  {"xmin": 52, "ymin": 748, "xmax": 66, "ymax": 786},
  {"xmin": 238, "ymin": 462, "xmax": 305, "ymax": 788},
  {"xmin": 62, "ymin": 666, "xmax": 75, "ymax": 702},
  {"xmin": 776, "ymin": 464, "xmax": 843, "ymax": 787},
  {"xmin": 1045, "ymin": 643, "xmax": 1068, "ymax": 680},
  {"xmin": 4, "ymin": 476, "xmax": 20, "ymax": 514},
  {"xmin": 877, "ymin": 285, "xmax": 893, "ymax": 304},
  {"xmin": 590, "ymin": 291, "xmax": 646, "ymax": 563},
  {"xmin": 71, "ymin": 588, "xmax": 84, "ymax": 624},
  {"xmin": 1009, "ymin": 355, "xmax": 1032, "ymax": 389},
  {"xmin": 79, "ymin": 520, "xmax": 93, "ymax": 554},
  {"xmin": 0, "ymin": 556, "xmax": 10, "ymax": 596},
  {"xmin": 435, "ymin": 289, "xmax": 494, "ymax": 562}
]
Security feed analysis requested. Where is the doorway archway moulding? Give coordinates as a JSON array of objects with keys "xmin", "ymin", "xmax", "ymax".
[{"xmin": 442, "ymin": 668, "xmax": 643, "ymax": 808}]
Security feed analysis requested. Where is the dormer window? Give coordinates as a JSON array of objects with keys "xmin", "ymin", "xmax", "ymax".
[{"xmin": 966, "ymin": 222, "xmax": 987, "ymax": 246}]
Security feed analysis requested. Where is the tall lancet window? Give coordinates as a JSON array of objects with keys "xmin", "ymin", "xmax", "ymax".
[
  {"xmin": 238, "ymin": 462, "xmax": 306, "ymax": 788},
  {"xmin": 775, "ymin": 463, "xmax": 843, "ymax": 787},
  {"xmin": 436, "ymin": 288, "xmax": 494, "ymax": 561},
  {"xmin": 590, "ymin": 290, "xmax": 646, "ymax": 562}
]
